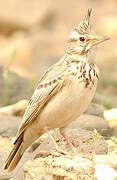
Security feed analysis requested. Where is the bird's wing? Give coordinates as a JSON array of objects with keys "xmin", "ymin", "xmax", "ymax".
[
  {"xmin": 37, "ymin": 60, "xmax": 66, "ymax": 84},
  {"xmin": 15, "ymin": 77, "xmax": 64, "ymax": 143}
]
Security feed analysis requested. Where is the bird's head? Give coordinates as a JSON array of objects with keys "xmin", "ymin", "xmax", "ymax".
[{"xmin": 65, "ymin": 9, "xmax": 109, "ymax": 61}]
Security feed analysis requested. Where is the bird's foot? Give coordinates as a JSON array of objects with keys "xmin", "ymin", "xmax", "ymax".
[
  {"xmin": 51, "ymin": 148, "xmax": 74, "ymax": 159},
  {"xmin": 60, "ymin": 130, "xmax": 78, "ymax": 155},
  {"xmin": 46, "ymin": 128, "xmax": 77, "ymax": 158},
  {"xmin": 55, "ymin": 147, "xmax": 69, "ymax": 155}
]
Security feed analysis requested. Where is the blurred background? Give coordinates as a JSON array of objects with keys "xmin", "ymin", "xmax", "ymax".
[
  {"xmin": 0, "ymin": 0, "xmax": 117, "ymax": 106},
  {"xmin": 1, "ymin": 1, "xmax": 117, "ymax": 178}
]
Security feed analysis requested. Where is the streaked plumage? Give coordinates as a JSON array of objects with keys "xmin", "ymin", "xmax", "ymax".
[{"xmin": 4, "ymin": 9, "xmax": 109, "ymax": 172}]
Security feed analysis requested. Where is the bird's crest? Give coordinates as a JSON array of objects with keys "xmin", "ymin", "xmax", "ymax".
[{"xmin": 75, "ymin": 8, "xmax": 92, "ymax": 35}]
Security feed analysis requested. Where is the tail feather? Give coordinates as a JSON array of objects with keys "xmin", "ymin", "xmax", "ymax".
[{"xmin": 4, "ymin": 134, "xmax": 24, "ymax": 172}]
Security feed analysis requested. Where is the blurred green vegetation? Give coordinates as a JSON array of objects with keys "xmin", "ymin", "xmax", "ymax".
[
  {"xmin": 3, "ymin": 49, "xmax": 16, "ymax": 106},
  {"xmin": 29, "ymin": 73, "xmax": 36, "ymax": 90}
]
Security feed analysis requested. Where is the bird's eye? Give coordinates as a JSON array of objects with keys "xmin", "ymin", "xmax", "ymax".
[{"xmin": 79, "ymin": 37, "xmax": 85, "ymax": 42}]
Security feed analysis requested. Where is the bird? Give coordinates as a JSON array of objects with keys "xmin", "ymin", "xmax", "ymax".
[{"xmin": 4, "ymin": 9, "xmax": 109, "ymax": 172}]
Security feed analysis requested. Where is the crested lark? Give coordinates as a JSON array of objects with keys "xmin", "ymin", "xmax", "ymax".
[{"xmin": 4, "ymin": 9, "xmax": 109, "ymax": 172}]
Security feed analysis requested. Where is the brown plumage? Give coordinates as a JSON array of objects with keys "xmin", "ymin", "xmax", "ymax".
[
  {"xmin": 4, "ymin": 134, "xmax": 23, "ymax": 171},
  {"xmin": 4, "ymin": 75, "xmax": 64, "ymax": 172},
  {"xmin": 4, "ymin": 9, "xmax": 109, "ymax": 172}
]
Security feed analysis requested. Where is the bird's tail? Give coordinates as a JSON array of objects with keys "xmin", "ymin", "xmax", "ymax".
[{"xmin": 4, "ymin": 134, "xmax": 24, "ymax": 172}]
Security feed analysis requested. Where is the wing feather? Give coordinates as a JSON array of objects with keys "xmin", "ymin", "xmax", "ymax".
[{"xmin": 15, "ymin": 78, "xmax": 64, "ymax": 142}]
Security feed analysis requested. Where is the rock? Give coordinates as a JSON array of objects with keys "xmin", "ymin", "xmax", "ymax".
[
  {"xmin": 93, "ymin": 93, "xmax": 117, "ymax": 109},
  {"xmin": 0, "ymin": 136, "xmax": 31, "ymax": 180},
  {"xmin": 104, "ymin": 108, "xmax": 117, "ymax": 130},
  {"xmin": 24, "ymin": 144, "xmax": 117, "ymax": 180},
  {"xmin": 0, "ymin": 136, "xmax": 13, "ymax": 151},
  {"xmin": 24, "ymin": 154, "xmax": 96, "ymax": 180},
  {"xmin": 85, "ymin": 103, "xmax": 105, "ymax": 118},
  {"xmin": 0, "ymin": 99, "xmax": 28, "ymax": 117},
  {"xmin": 0, "ymin": 128, "xmax": 110, "ymax": 180},
  {"xmin": 33, "ymin": 128, "xmax": 108, "ymax": 155},
  {"xmin": 23, "ymin": 150, "xmax": 117, "ymax": 180},
  {"xmin": 0, "ymin": 65, "xmax": 32, "ymax": 106},
  {"xmin": 95, "ymin": 151, "xmax": 117, "ymax": 172},
  {"xmin": 68, "ymin": 114, "xmax": 111, "ymax": 136},
  {"xmin": 94, "ymin": 164, "xmax": 117, "ymax": 180},
  {"xmin": 0, "ymin": 115, "xmax": 21, "ymax": 137}
]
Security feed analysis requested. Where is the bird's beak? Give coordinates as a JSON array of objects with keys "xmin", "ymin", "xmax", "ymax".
[{"xmin": 91, "ymin": 36, "xmax": 110, "ymax": 47}]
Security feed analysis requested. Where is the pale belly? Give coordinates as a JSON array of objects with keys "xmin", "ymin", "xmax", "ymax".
[{"xmin": 37, "ymin": 78, "xmax": 98, "ymax": 131}]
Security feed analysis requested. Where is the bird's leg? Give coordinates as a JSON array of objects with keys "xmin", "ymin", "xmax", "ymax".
[
  {"xmin": 60, "ymin": 129, "xmax": 77, "ymax": 154},
  {"xmin": 46, "ymin": 129, "xmax": 70, "ymax": 155},
  {"xmin": 46, "ymin": 129, "xmax": 59, "ymax": 150}
]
